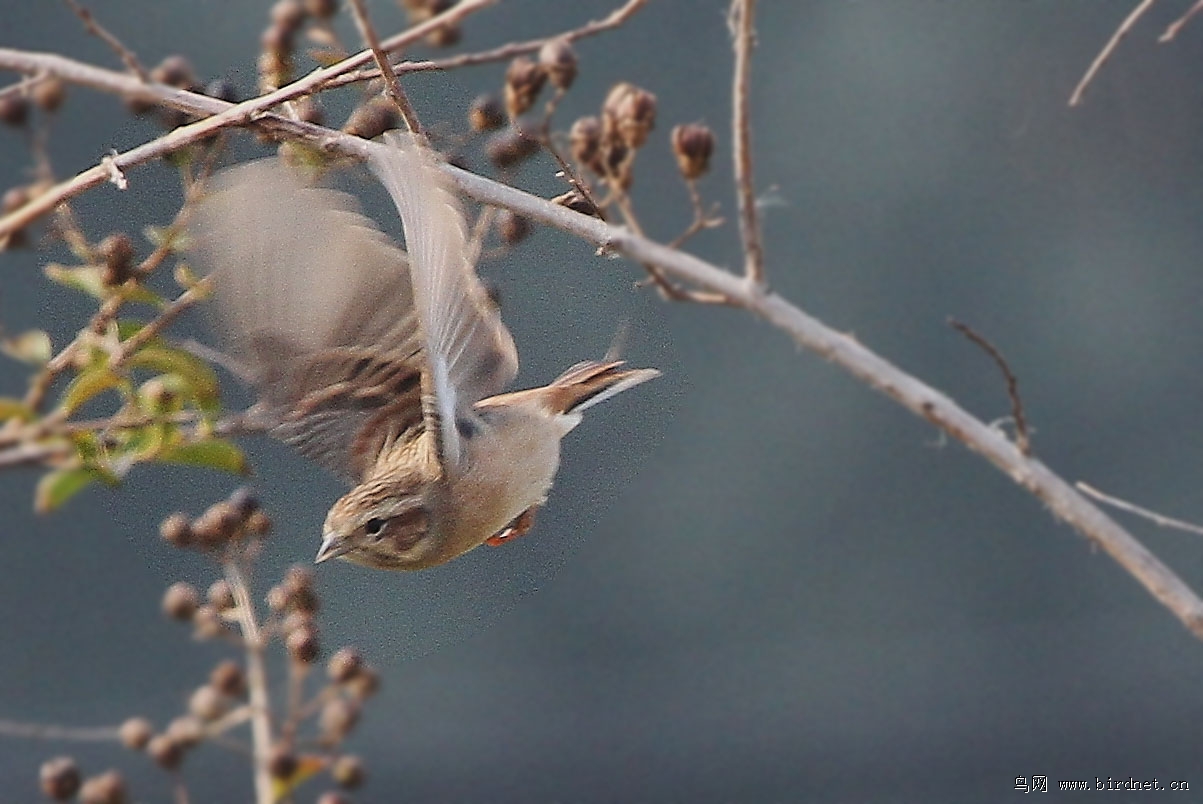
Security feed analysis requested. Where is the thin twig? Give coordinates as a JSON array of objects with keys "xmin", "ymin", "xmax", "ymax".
[
  {"xmin": 61, "ymin": 0, "xmax": 149, "ymax": 80},
  {"xmin": 323, "ymin": 0, "xmax": 649, "ymax": 89},
  {"xmin": 0, "ymin": 719, "xmax": 120, "ymax": 741},
  {"xmin": 346, "ymin": 0, "xmax": 422, "ymax": 134},
  {"xmin": 223, "ymin": 558, "xmax": 273, "ymax": 804},
  {"xmin": 110, "ymin": 276, "xmax": 213, "ymax": 367},
  {"xmin": 1077, "ymin": 483, "xmax": 1203, "ymax": 537},
  {"xmin": 1069, "ymin": 0, "xmax": 1157, "ymax": 107},
  {"xmin": 1160, "ymin": 0, "xmax": 1203, "ymax": 41},
  {"xmin": 729, "ymin": 0, "xmax": 764, "ymax": 285},
  {"xmin": 948, "ymin": 318, "xmax": 1031, "ymax": 455}
]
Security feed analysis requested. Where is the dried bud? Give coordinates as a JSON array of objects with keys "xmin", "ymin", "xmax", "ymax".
[
  {"xmin": 569, "ymin": 116, "xmax": 602, "ymax": 173},
  {"xmin": 270, "ymin": 0, "xmax": 307, "ymax": 34},
  {"xmin": 326, "ymin": 647, "xmax": 364, "ymax": 684},
  {"xmin": 266, "ymin": 584, "xmax": 290, "ymax": 612},
  {"xmin": 146, "ymin": 735, "xmax": 184, "ymax": 770},
  {"xmin": 204, "ymin": 78, "xmax": 239, "ymax": 104},
  {"xmin": 207, "ymin": 579, "xmax": 235, "ymax": 610},
  {"xmin": 671, "ymin": 123, "xmax": 715, "ymax": 180},
  {"xmin": 162, "ymin": 582, "xmax": 200, "ymax": 620},
  {"xmin": 151, "ymin": 55, "xmax": 198, "ymax": 90},
  {"xmin": 320, "ymin": 698, "xmax": 360, "ymax": 744},
  {"xmin": 159, "ymin": 513, "xmax": 193, "ymax": 549},
  {"xmin": 192, "ymin": 501, "xmax": 242, "ymax": 547},
  {"xmin": 189, "ymin": 684, "xmax": 228, "ymax": 721},
  {"xmin": 40, "ymin": 757, "xmax": 81, "ymax": 800},
  {"xmin": 286, "ymin": 624, "xmax": 320, "ymax": 664},
  {"xmin": 305, "ymin": 0, "xmax": 338, "ymax": 19},
  {"xmin": 165, "ymin": 716, "xmax": 204, "ymax": 749},
  {"xmin": 245, "ymin": 509, "xmax": 273, "ymax": 537},
  {"xmin": 191, "ymin": 604, "xmax": 227, "ymax": 640},
  {"xmin": 210, "ymin": 659, "xmax": 246, "ymax": 697},
  {"xmin": 268, "ymin": 745, "xmax": 299, "ymax": 780},
  {"xmin": 538, "ymin": 38, "xmax": 577, "ymax": 91},
  {"xmin": 551, "ymin": 189, "xmax": 603, "ymax": 220},
  {"xmin": 468, "ymin": 93, "xmax": 505, "ymax": 132},
  {"xmin": 343, "ymin": 96, "xmax": 398, "ymax": 140},
  {"xmin": 345, "ymin": 665, "xmax": 380, "ymax": 701},
  {"xmin": 426, "ymin": 21, "xmax": 461, "ymax": 48},
  {"xmin": 603, "ymin": 82, "xmax": 657, "ymax": 149},
  {"xmin": 284, "ymin": 564, "xmax": 315, "ymax": 592},
  {"xmin": 485, "ymin": 128, "xmax": 538, "ymax": 170},
  {"xmin": 496, "ymin": 210, "xmax": 530, "ymax": 246},
  {"xmin": 32, "ymin": 77, "xmax": 67, "ymax": 113},
  {"xmin": 294, "ymin": 96, "xmax": 326, "ymax": 126},
  {"xmin": 503, "ymin": 57, "xmax": 546, "ymax": 119},
  {"xmin": 119, "ymin": 717, "xmax": 154, "ymax": 751},
  {"xmin": 0, "ymin": 92, "xmax": 29, "ymax": 126},
  {"xmin": 331, "ymin": 755, "xmax": 366, "ymax": 789},
  {"xmin": 98, "ymin": 232, "xmax": 135, "ymax": 286},
  {"xmin": 226, "ymin": 487, "xmax": 260, "ymax": 519},
  {"xmin": 79, "ymin": 770, "xmax": 127, "ymax": 804}
]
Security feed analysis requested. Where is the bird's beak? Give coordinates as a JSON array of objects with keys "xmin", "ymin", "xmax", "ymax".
[{"xmin": 315, "ymin": 531, "xmax": 353, "ymax": 564}]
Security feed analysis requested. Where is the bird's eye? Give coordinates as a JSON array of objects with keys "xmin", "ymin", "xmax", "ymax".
[{"xmin": 364, "ymin": 517, "xmax": 386, "ymax": 537}]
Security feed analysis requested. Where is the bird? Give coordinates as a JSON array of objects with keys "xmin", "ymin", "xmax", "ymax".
[{"xmin": 186, "ymin": 132, "xmax": 659, "ymax": 571}]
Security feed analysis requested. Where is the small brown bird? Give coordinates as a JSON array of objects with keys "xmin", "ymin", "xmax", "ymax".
[{"xmin": 188, "ymin": 133, "xmax": 658, "ymax": 570}]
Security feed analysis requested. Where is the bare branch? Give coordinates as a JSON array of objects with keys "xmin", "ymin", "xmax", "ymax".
[
  {"xmin": 61, "ymin": 0, "xmax": 149, "ymax": 81},
  {"xmin": 1069, "ymin": 0, "xmax": 1157, "ymax": 107},
  {"xmin": 0, "ymin": 720, "xmax": 120, "ymax": 741},
  {"xmin": 1078, "ymin": 483, "xmax": 1203, "ymax": 537},
  {"xmin": 1160, "ymin": 0, "xmax": 1203, "ymax": 41},
  {"xmin": 346, "ymin": 0, "xmax": 422, "ymax": 134},
  {"xmin": 729, "ymin": 0, "xmax": 764, "ymax": 285}
]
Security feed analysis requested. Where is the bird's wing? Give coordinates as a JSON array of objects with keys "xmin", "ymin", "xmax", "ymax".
[
  {"xmin": 188, "ymin": 158, "xmax": 425, "ymax": 483},
  {"xmin": 365, "ymin": 132, "xmax": 519, "ymax": 468}
]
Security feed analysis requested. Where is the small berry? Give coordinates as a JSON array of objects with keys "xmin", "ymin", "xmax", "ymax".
[
  {"xmin": 159, "ymin": 513, "xmax": 193, "ymax": 548},
  {"xmin": 286, "ymin": 624, "xmax": 320, "ymax": 664},
  {"xmin": 210, "ymin": 659, "xmax": 246, "ymax": 697},
  {"xmin": 538, "ymin": 38, "xmax": 577, "ymax": 91},
  {"xmin": 331, "ymin": 754, "xmax": 365, "ymax": 790},
  {"xmin": 39, "ymin": 756, "xmax": 81, "ymax": 800},
  {"xmin": 267, "ymin": 745, "xmax": 298, "ymax": 780},
  {"xmin": 326, "ymin": 647, "xmax": 364, "ymax": 684},
  {"xmin": 670, "ymin": 123, "xmax": 715, "ymax": 180},
  {"xmin": 503, "ymin": 57, "xmax": 546, "ymax": 119},
  {"xmin": 118, "ymin": 717, "xmax": 154, "ymax": 751},
  {"xmin": 162, "ymin": 582, "xmax": 200, "ymax": 620},
  {"xmin": 468, "ymin": 93, "xmax": 505, "ymax": 133},
  {"xmin": 146, "ymin": 734, "xmax": 184, "ymax": 770},
  {"xmin": 78, "ymin": 770, "xmax": 127, "ymax": 804},
  {"xmin": 188, "ymin": 684, "xmax": 228, "ymax": 721},
  {"xmin": 496, "ymin": 210, "xmax": 530, "ymax": 246}
]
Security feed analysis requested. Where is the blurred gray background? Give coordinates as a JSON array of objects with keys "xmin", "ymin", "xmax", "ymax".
[{"xmin": 5, "ymin": 1, "xmax": 1203, "ymax": 801}]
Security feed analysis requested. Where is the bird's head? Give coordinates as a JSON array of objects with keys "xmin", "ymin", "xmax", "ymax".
[{"xmin": 317, "ymin": 478, "xmax": 434, "ymax": 570}]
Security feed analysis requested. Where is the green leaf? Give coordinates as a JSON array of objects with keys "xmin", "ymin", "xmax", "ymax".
[
  {"xmin": 1, "ymin": 330, "xmax": 52, "ymax": 365},
  {"xmin": 34, "ymin": 466, "xmax": 109, "ymax": 513},
  {"xmin": 44, "ymin": 263, "xmax": 163, "ymax": 305},
  {"xmin": 0, "ymin": 397, "xmax": 33, "ymax": 422},
  {"xmin": 159, "ymin": 438, "xmax": 249, "ymax": 475},
  {"xmin": 60, "ymin": 366, "xmax": 126, "ymax": 414},
  {"xmin": 127, "ymin": 344, "xmax": 220, "ymax": 410}
]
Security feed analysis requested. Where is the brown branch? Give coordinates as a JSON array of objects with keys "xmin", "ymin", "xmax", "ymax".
[
  {"xmin": 346, "ymin": 0, "xmax": 422, "ymax": 134},
  {"xmin": 61, "ymin": 0, "xmax": 149, "ymax": 81},
  {"xmin": 1069, "ymin": 0, "xmax": 1157, "ymax": 107},
  {"xmin": 1160, "ymin": 0, "xmax": 1203, "ymax": 41},
  {"xmin": 729, "ymin": 0, "xmax": 764, "ymax": 285},
  {"xmin": 323, "ymin": 0, "xmax": 649, "ymax": 89},
  {"xmin": 948, "ymin": 318, "xmax": 1030, "ymax": 456}
]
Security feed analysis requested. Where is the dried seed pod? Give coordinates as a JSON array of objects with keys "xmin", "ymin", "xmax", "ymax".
[
  {"xmin": 326, "ymin": 647, "xmax": 364, "ymax": 684},
  {"xmin": 191, "ymin": 604, "xmax": 227, "ymax": 640},
  {"xmin": 119, "ymin": 717, "xmax": 154, "ymax": 751},
  {"xmin": 485, "ymin": 128, "xmax": 538, "ymax": 170},
  {"xmin": 245, "ymin": 509, "xmax": 273, "ymax": 537},
  {"xmin": 330, "ymin": 754, "xmax": 366, "ymax": 789},
  {"xmin": 286, "ymin": 624, "xmax": 320, "ymax": 664},
  {"xmin": 569, "ymin": 116, "xmax": 603, "ymax": 173},
  {"xmin": 39, "ymin": 756, "xmax": 81, "ymax": 800},
  {"xmin": 210, "ymin": 659, "xmax": 246, "ymax": 697},
  {"xmin": 294, "ymin": 96, "xmax": 326, "ymax": 126},
  {"xmin": 32, "ymin": 77, "xmax": 67, "ymax": 113},
  {"xmin": 146, "ymin": 734, "xmax": 184, "ymax": 770},
  {"xmin": 207, "ymin": 579, "xmax": 235, "ymax": 610},
  {"xmin": 266, "ymin": 584, "xmax": 290, "ymax": 612},
  {"xmin": 268, "ymin": 745, "xmax": 299, "ymax": 780},
  {"xmin": 468, "ymin": 93, "xmax": 505, "ymax": 132},
  {"xmin": 671, "ymin": 123, "xmax": 715, "ymax": 180},
  {"xmin": 159, "ymin": 513, "xmax": 193, "ymax": 549},
  {"xmin": 602, "ymin": 82, "xmax": 657, "ymax": 149},
  {"xmin": 78, "ymin": 770, "xmax": 127, "ymax": 804},
  {"xmin": 151, "ymin": 55, "xmax": 198, "ymax": 90},
  {"xmin": 227, "ymin": 487, "xmax": 260, "ymax": 519},
  {"xmin": 98, "ymin": 232, "xmax": 135, "ymax": 286},
  {"xmin": 192, "ymin": 501, "xmax": 242, "ymax": 547},
  {"xmin": 0, "ymin": 93, "xmax": 29, "ymax": 127},
  {"xmin": 496, "ymin": 209, "xmax": 530, "ymax": 246},
  {"xmin": 538, "ymin": 38, "xmax": 577, "ymax": 91},
  {"xmin": 503, "ymin": 57, "xmax": 546, "ymax": 119},
  {"xmin": 344, "ymin": 665, "xmax": 380, "ymax": 700},
  {"xmin": 189, "ymin": 684, "xmax": 228, "ymax": 721},
  {"xmin": 2, "ymin": 184, "xmax": 29, "ymax": 213},
  {"xmin": 165, "ymin": 715, "xmax": 204, "ymax": 749},
  {"xmin": 426, "ymin": 21, "xmax": 461, "ymax": 48},
  {"xmin": 343, "ymin": 95, "xmax": 398, "ymax": 140},
  {"xmin": 305, "ymin": 0, "xmax": 338, "ymax": 19},
  {"xmin": 162, "ymin": 582, "xmax": 200, "ymax": 620},
  {"xmin": 320, "ymin": 698, "xmax": 360, "ymax": 744}
]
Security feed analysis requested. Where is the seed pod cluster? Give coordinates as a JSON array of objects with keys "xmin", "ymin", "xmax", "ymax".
[{"xmin": 158, "ymin": 488, "xmax": 271, "ymax": 553}]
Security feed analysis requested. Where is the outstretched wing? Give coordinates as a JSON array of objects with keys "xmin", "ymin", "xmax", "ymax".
[
  {"xmin": 188, "ymin": 158, "xmax": 425, "ymax": 483},
  {"xmin": 365, "ymin": 132, "xmax": 519, "ymax": 468}
]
